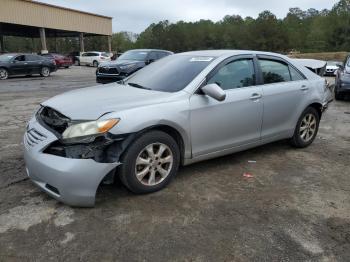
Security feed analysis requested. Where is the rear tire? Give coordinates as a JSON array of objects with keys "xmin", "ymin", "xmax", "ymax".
[
  {"xmin": 0, "ymin": 68, "xmax": 8, "ymax": 80},
  {"xmin": 290, "ymin": 107, "xmax": 320, "ymax": 148},
  {"xmin": 118, "ymin": 131, "xmax": 180, "ymax": 194},
  {"xmin": 40, "ymin": 67, "xmax": 50, "ymax": 77}
]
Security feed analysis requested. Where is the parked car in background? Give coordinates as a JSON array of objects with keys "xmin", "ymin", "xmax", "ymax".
[
  {"xmin": 96, "ymin": 49, "xmax": 173, "ymax": 84},
  {"xmin": 67, "ymin": 51, "xmax": 81, "ymax": 65},
  {"xmin": 24, "ymin": 50, "xmax": 332, "ymax": 206},
  {"xmin": 41, "ymin": 53, "xmax": 73, "ymax": 68},
  {"xmin": 0, "ymin": 53, "xmax": 56, "ymax": 80},
  {"xmin": 292, "ymin": 59, "xmax": 326, "ymax": 76},
  {"xmin": 334, "ymin": 55, "xmax": 350, "ymax": 100},
  {"xmin": 324, "ymin": 61, "xmax": 340, "ymax": 76},
  {"xmin": 77, "ymin": 51, "xmax": 111, "ymax": 67}
]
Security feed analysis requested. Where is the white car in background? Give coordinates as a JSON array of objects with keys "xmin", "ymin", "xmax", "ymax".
[
  {"xmin": 77, "ymin": 52, "xmax": 111, "ymax": 67},
  {"xmin": 324, "ymin": 61, "xmax": 340, "ymax": 76}
]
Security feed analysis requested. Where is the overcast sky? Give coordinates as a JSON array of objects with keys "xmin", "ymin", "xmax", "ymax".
[{"xmin": 39, "ymin": 0, "xmax": 339, "ymax": 33}]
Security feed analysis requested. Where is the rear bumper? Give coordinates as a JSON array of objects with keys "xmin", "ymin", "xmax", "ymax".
[{"xmin": 23, "ymin": 117, "xmax": 120, "ymax": 207}]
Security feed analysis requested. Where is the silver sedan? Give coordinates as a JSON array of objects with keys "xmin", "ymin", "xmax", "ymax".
[{"xmin": 24, "ymin": 50, "xmax": 332, "ymax": 207}]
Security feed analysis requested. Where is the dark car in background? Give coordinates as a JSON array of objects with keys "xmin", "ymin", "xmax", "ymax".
[
  {"xmin": 96, "ymin": 49, "xmax": 173, "ymax": 84},
  {"xmin": 0, "ymin": 53, "xmax": 57, "ymax": 80},
  {"xmin": 335, "ymin": 54, "xmax": 350, "ymax": 100},
  {"xmin": 41, "ymin": 53, "xmax": 73, "ymax": 68}
]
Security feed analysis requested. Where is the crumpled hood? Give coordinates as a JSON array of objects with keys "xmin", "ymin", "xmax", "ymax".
[{"xmin": 42, "ymin": 83, "xmax": 179, "ymax": 120}]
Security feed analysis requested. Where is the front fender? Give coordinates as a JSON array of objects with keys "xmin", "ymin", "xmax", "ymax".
[{"xmin": 104, "ymin": 99, "xmax": 192, "ymax": 158}]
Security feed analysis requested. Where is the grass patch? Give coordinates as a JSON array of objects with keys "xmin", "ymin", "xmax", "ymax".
[{"xmin": 289, "ymin": 52, "xmax": 348, "ymax": 61}]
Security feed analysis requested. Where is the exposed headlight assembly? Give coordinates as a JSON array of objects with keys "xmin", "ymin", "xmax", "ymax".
[{"xmin": 62, "ymin": 118, "xmax": 119, "ymax": 143}]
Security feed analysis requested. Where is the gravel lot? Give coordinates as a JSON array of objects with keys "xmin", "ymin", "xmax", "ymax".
[{"xmin": 0, "ymin": 67, "xmax": 349, "ymax": 261}]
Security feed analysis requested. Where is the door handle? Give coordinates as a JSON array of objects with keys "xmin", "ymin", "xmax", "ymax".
[
  {"xmin": 250, "ymin": 93, "xmax": 262, "ymax": 100},
  {"xmin": 300, "ymin": 85, "xmax": 309, "ymax": 91}
]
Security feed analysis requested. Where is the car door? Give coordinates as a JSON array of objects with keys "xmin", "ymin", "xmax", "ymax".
[
  {"xmin": 80, "ymin": 53, "xmax": 88, "ymax": 65},
  {"xmin": 25, "ymin": 55, "xmax": 42, "ymax": 74},
  {"xmin": 10, "ymin": 55, "xmax": 28, "ymax": 75},
  {"xmin": 189, "ymin": 55, "xmax": 263, "ymax": 157},
  {"xmin": 90, "ymin": 52, "xmax": 98, "ymax": 65},
  {"xmin": 257, "ymin": 56, "xmax": 309, "ymax": 140}
]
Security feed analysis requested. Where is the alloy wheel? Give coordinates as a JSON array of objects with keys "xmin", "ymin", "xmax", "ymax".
[
  {"xmin": 41, "ymin": 67, "xmax": 50, "ymax": 77},
  {"xmin": 299, "ymin": 113, "xmax": 317, "ymax": 142},
  {"xmin": 135, "ymin": 143, "xmax": 174, "ymax": 186},
  {"xmin": 0, "ymin": 69, "xmax": 8, "ymax": 80}
]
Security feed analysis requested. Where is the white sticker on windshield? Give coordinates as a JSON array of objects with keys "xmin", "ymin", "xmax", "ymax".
[{"xmin": 190, "ymin": 57, "xmax": 214, "ymax": 62}]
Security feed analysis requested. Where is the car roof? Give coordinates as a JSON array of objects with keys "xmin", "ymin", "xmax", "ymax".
[
  {"xmin": 127, "ymin": 49, "xmax": 173, "ymax": 53},
  {"xmin": 176, "ymin": 49, "xmax": 289, "ymax": 58}
]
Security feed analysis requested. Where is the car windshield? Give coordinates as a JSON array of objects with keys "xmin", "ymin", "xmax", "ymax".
[
  {"xmin": 125, "ymin": 55, "xmax": 215, "ymax": 92},
  {"xmin": 118, "ymin": 51, "xmax": 149, "ymax": 61},
  {"xmin": 0, "ymin": 54, "xmax": 15, "ymax": 62}
]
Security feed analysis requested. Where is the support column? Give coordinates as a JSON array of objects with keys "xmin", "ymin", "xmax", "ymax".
[
  {"xmin": 107, "ymin": 35, "xmax": 112, "ymax": 53},
  {"xmin": 0, "ymin": 35, "xmax": 4, "ymax": 53},
  {"xmin": 39, "ymin": 28, "xmax": 48, "ymax": 54},
  {"xmin": 79, "ymin": 32, "xmax": 84, "ymax": 52}
]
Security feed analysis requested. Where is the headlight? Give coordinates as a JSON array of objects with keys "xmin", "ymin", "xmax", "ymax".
[
  {"xmin": 119, "ymin": 64, "xmax": 135, "ymax": 70},
  {"xmin": 62, "ymin": 118, "xmax": 119, "ymax": 140}
]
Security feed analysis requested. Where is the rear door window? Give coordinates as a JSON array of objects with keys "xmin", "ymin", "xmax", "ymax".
[
  {"xmin": 25, "ymin": 55, "xmax": 40, "ymax": 61},
  {"xmin": 259, "ymin": 59, "xmax": 291, "ymax": 84}
]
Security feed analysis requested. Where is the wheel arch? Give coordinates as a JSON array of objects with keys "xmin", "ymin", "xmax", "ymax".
[
  {"xmin": 0, "ymin": 67, "xmax": 9, "ymax": 78},
  {"xmin": 307, "ymin": 102, "xmax": 323, "ymax": 119},
  {"xmin": 136, "ymin": 124, "xmax": 187, "ymax": 165}
]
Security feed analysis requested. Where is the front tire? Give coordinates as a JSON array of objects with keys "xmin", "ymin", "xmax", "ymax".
[
  {"xmin": 0, "ymin": 68, "xmax": 9, "ymax": 80},
  {"xmin": 40, "ymin": 67, "xmax": 50, "ymax": 77},
  {"xmin": 290, "ymin": 107, "xmax": 320, "ymax": 148},
  {"xmin": 93, "ymin": 61, "xmax": 98, "ymax": 67},
  {"xmin": 119, "ymin": 131, "xmax": 180, "ymax": 194}
]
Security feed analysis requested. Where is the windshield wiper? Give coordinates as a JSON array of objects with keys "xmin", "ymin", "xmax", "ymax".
[{"xmin": 127, "ymin": 83, "xmax": 152, "ymax": 90}]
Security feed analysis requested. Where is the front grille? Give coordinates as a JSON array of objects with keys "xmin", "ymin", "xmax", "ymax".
[
  {"xmin": 98, "ymin": 67, "xmax": 119, "ymax": 75},
  {"xmin": 25, "ymin": 128, "xmax": 47, "ymax": 147},
  {"xmin": 37, "ymin": 107, "xmax": 70, "ymax": 135}
]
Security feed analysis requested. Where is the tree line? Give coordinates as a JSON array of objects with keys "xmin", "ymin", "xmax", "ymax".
[{"xmin": 2, "ymin": 0, "xmax": 350, "ymax": 54}]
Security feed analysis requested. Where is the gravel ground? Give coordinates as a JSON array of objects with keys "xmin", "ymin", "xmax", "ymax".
[{"xmin": 0, "ymin": 68, "xmax": 349, "ymax": 261}]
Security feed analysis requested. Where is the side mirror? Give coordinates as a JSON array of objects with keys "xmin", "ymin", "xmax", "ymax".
[
  {"xmin": 146, "ymin": 59, "xmax": 155, "ymax": 65},
  {"xmin": 201, "ymin": 83, "xmax": 226, "ymax": 102}
]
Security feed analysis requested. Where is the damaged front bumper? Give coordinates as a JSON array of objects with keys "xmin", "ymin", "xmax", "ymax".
[{"xmin": 23, "ymin": 116, "xmax": 121, "ymax": 207}]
